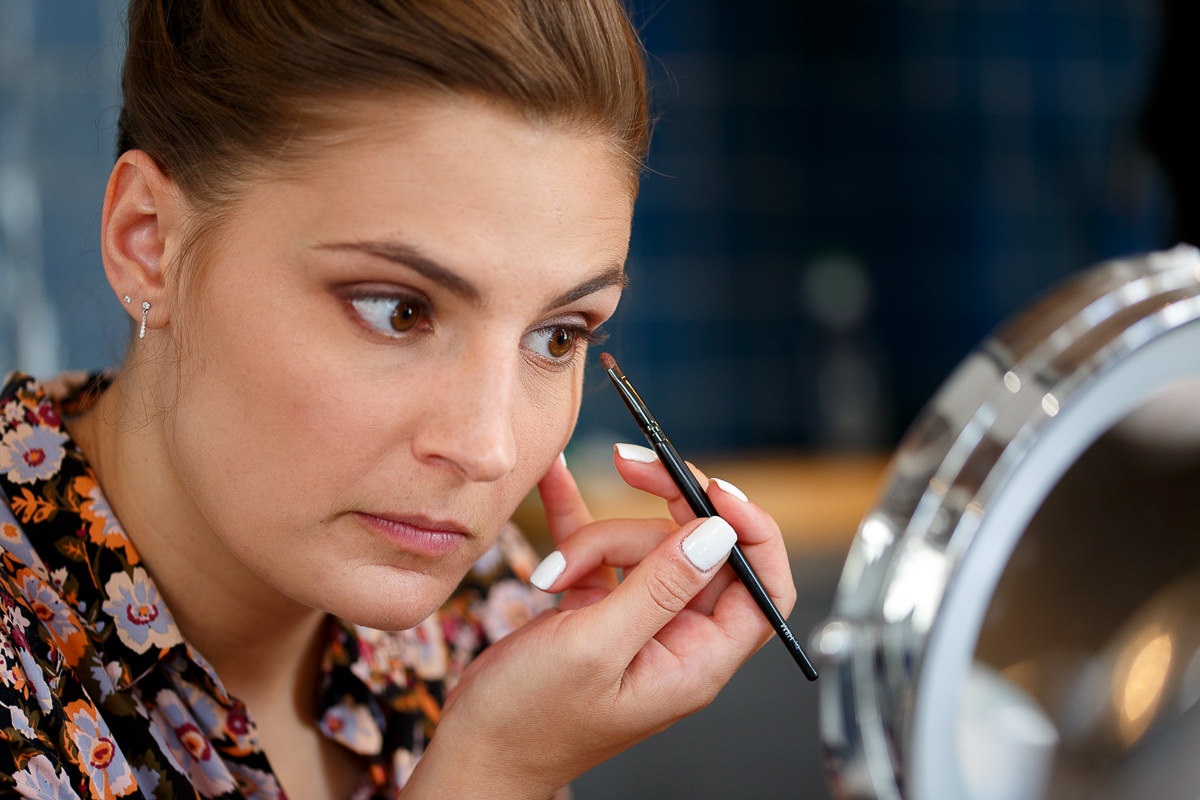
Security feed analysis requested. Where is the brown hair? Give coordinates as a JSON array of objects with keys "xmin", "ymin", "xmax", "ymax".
[{"xmin": 117, "ymin": 0, "xmax": 650, "ymax": 209}]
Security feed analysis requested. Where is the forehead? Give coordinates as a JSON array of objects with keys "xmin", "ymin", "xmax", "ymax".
[
  {"xmin": 301, "ymin": 96, "xmax": 632, "ymax": 261},
  {"xmin": 302, "ymin": 93, "xmax": 637, "ymax": 207},
  {"xmin": 184, "ymin": 94, "xmax": 635, "ymax": 300}
]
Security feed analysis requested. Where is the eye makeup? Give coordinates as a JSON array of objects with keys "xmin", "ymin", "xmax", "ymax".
[{"xmin": 600, "ymin": 352, "xmax": 818, "ymax": 681}]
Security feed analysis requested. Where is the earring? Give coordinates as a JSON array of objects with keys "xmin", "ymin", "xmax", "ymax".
[
  {"xmin": 123, "ymin": 295, "xmax": 131, "ymax": 304},
  {"xmin": 139, "ymin": 301, "xmax": 150, "ymax": 339}
]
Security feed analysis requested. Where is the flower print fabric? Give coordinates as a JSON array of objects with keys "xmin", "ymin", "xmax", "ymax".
[{"xmin": 0, "ymin": 371, "xmax": 556, "ymax": 798}]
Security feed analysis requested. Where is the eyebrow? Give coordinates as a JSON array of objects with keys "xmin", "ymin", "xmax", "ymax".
[{"xmin": 316, "ymin": 239, "xmax": 628, "ymax": 311}]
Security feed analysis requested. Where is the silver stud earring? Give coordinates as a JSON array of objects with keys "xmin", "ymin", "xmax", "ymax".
[
  {"xmin": 139, "ymin": 301, "xmax": 150, "ymax": 339},
  {"xmin": 123, "ymin": 295, "xmax": 131, "ymax": 304}
]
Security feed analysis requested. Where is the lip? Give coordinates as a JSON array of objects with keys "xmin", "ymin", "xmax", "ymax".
[{"xmin": 352, "ymin": 511, "xmax": 470, "ymax": 557}]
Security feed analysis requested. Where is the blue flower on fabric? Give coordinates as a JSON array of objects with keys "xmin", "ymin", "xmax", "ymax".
[
  {"xmin": 476, "ymin": 578, "xmax": 554, "ymax": 642},
  {"xmin": 101, "ymin": 569, "xmax": 179, "ymax": 654},
  {"xmin": 19, "ymin": 572, "xmax": 81, "ymax": 649},
  {"xmin": 319, "ymin": 700, "xmax": 383, "ymax": 756},
  {"xmin": 148, "ymin": 688, "xmax": 236, "ymax": 796},
  {"xmin": 0, "ymin": 509, "xmax": 46, "ymax": 578},
  {"xmin": 88, "ymin": 660, "xmax": 122, "ymax": 703},
  {"xmin": 227, "ymin": 763, "xmax": 283, "ymax": 800},
  {"xmin": 130, "ymin": 765, "xmax": 159, "ymax": 798},
  {"xmin": 65, "ymin": 700, "xmax": 137, "ymax": 797},
  {"xmin": 0, "ymin": 423, "xmax": 69, "ymax": 484},
  {"xmin": 2, "ymin": 702, "xmax": 37, "ymax": 739},
  {"xmin": 11, "ymin": 754, "xmax": 85, "ymax": 800}
]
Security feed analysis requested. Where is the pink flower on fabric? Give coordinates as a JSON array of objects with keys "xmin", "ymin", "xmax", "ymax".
[{"xmin": 36, "ymin": 402, "xmax": 61, "ymax": 428}]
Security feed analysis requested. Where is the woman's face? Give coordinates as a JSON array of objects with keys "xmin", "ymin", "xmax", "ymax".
[{"xmin": 158, "ymin": 97, "xmax": 632, "ymax": 629}]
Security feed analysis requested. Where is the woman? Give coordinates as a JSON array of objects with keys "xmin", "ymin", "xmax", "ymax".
[{"xmin": 0, "ymin": 1, "xmax": 796, "ymax": 797}]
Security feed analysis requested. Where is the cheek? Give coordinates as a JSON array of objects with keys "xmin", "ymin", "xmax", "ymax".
[
  {"xmin": 163, "ymin": 288, "xmax": 384, "ymax": 527},
  {"xmin": 515, "ymin": 368, "xmax": 584, "ymax": 470}
]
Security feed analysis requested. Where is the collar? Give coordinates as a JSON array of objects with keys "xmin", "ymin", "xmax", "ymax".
[{"xmin": 0, "ymin": 371, "xmax": 186, "ymax": 689}]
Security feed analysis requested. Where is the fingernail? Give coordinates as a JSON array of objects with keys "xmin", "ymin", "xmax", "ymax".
[
  {"xmin": 682, "ymin": 517, "xmax": 737, "ymax": 571},
  {"xmin": 615, "ymin": 442, "xmax": 658, "ymax": 463},
  {"xmin": 711, "ymin": 477, "xmax": 748, "ymax": 503},
  {"xmin": 530, "ymin": 550, "xmax": 566, "ymax": 591},
  {"xmin": 558, "ymin": 451, "xmax": 568, "ymax": 469}
]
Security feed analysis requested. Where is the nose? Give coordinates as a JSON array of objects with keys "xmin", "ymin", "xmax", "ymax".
[{"xmin": 411, "ymin": 346, "xmax": 519, "ymax": 482}]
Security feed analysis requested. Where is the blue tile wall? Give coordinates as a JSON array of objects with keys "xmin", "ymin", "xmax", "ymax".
[{"xmin": 584, "ymin": 0, "xmax": 1167, "ymax": 456}]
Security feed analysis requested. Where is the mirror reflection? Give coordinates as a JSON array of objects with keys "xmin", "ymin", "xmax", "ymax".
[{"xmin": 965, "ymin": 376, "xmax": 1200, "ymax": 800}]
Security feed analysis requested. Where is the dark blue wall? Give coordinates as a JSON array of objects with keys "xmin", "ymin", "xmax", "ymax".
[{"xmin": 579, "ymin": 0, "xmax": 1166, "ymax": 455}]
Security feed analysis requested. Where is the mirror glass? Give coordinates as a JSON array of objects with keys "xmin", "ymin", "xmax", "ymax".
[
  {"xmin": 820, "ymin": 247, "xmax": 1200, "ymax": 800},
  {"xmin": 963, "ymin": 376, "xmax": 1200, "ymax": 800}
]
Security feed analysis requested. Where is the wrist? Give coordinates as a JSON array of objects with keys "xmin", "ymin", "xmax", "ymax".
[{"xmin": 403, "ymin": 714, "xmax": 564, "ymax": 800}]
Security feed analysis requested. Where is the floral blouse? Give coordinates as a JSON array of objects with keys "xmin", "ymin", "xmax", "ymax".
[{"xmin": 0, "ymin": 371, "xmax": 554, "ymax": 799}]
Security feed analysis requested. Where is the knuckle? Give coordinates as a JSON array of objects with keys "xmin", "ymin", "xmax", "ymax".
[{"xmin": 644, "ymin": 568, "xmax": 694, "ymax": 613}]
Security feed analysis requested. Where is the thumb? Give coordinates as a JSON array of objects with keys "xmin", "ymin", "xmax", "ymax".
[
  {"xmin": 590, "ymin": 516, "xmax": 738, "ymax": 657},
  {"xmin": 538, "ymin": 452, "xmax": 593, "ymax": 545}
]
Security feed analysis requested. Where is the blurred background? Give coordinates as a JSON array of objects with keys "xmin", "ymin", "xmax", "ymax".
[
  {"xmin": 0, "ymin": 1, "xmax": 1185, "ymax": 798},
  {"xmin": 0, "ymin": 0, "xmax": 1173, "ymax": 453}
]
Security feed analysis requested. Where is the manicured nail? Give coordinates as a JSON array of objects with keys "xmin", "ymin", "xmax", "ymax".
[
  {"xmin": 711, "ymin": 477, "xmax": 748, "ymax": 503},
  {"xmin": 681, "ymin": 516, "xmax": 737, "ymax": 571},
  {"xmin": 614, "ymin": 442, "xmax": 657, "ymax": 463},
  {"xmin": 530, "ymin": 550, "xmax": 566, "ymax": 591},
  {"xmin": 558, "ymin": 451, "xmax": 568, "ymax": 469}
]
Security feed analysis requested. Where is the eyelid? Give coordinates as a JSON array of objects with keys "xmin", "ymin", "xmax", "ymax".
[{"xmin": 521, "ymin": 322, "xmax": 609, "ymax": 374}]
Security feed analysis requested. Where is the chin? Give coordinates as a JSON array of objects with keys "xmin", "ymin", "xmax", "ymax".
[{"xmin": 313, "ymin": 569, "xmax": 458, "ymax": 632}]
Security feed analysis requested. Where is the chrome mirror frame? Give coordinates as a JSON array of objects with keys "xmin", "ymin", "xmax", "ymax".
[{"xmin": 815, "ymin": 245, "xmax": 1200, "ymax": 800}]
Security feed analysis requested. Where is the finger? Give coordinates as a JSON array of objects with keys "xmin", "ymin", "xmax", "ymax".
[
  {"xmin": 528, "ymin": 517, "xmax": 675, "ymax": 593},
  {"xmin": 537, "ymin": 452, "xmax": 593, "ymax": 545},
  {"xmin": 612, "ymin": 443, "xmax": 712, "ymax": 526},
  {"xmin": 611, "ymin": 451, "xmax": 793, "ymax": 611},
  {"xmin": 705, "ymin": 477, "xmax": 796, "ymax": 616},
  {"xmin": 579, "ymin": 515, "xmax": 738, "ymax": 662}
]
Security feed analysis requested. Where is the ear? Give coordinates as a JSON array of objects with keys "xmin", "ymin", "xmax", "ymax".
[{"xmin": 100, "ymin": 150, "xmax": 185, "ymax": 336}]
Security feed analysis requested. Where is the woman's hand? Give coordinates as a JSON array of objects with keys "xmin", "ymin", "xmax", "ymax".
[{"xmin": 405, "ymin": 444, "xmax": 796, "ymax": 799}]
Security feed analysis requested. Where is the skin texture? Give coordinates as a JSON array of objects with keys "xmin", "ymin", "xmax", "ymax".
[{"xmin": 71, "ymin": 95, "xmax": 797, "ymax": 799}]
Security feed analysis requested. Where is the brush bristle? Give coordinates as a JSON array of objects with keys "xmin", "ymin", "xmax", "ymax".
[{"xmin": 599, "ymin": 352, "xmax": 616, "ymax": 370}]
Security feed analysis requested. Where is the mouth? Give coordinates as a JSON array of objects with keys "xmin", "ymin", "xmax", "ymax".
[{"xmin": 351, "ymin": 511, "xmax": 471, "ymax": 558}]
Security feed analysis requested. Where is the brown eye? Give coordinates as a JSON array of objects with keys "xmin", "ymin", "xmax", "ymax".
[
  {"xmin": 390, "ymin": 300, "xmax": 421, "ymax": 332},
  {"xmin": 547, "ymin": 326, "xmax": 575, "ymax": 358}
]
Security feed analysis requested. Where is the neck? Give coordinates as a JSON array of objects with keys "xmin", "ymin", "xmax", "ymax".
[{"xmin": 67, "ymin": 371, "xmax": 329, "ymax": 702}]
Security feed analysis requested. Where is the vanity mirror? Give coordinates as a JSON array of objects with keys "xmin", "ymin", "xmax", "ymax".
[{"xmin": 816, "ymin": 245, "xmax": 1200, "ymax": 800}]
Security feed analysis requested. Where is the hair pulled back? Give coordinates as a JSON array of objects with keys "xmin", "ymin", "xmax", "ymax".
[{"xmin": 117, "ymin": 0, "xmax": 649, "ymax": 209}]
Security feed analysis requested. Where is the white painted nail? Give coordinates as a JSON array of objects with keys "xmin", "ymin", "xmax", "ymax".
[
  {"xmin": 711, "ymin": 477, "xmax": 748, "ymax": 503},
  {"xmin": 558, "ymin": 451, "xmax": 568, "ymax": 469},
  {"xmin": 614, "ymin": 442, "xmax": 658, "ymax": 463},
  {"xmin": 530, "ymin": 550, "xmax": 566, "ymax": 591},
  {"xmin": 681, "ymin": 517, "xmax": 737, "ymax": 571}
]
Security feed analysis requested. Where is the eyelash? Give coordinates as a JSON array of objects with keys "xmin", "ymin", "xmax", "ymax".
[
  {"xmin": 531, "ymin": 325, "xmax": 610, "ymax": 372},
  {"xmin": 345, "ymin": 292, "xmax": 608, "ymax": 369}
]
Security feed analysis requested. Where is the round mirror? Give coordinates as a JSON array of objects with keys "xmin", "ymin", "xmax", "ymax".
[{"xmin": 816, "ymin": 245, "xmax": 1200, "ymax": 800}]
